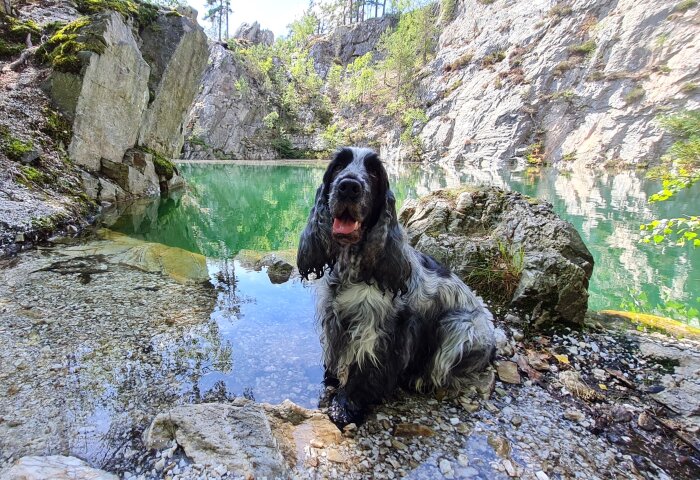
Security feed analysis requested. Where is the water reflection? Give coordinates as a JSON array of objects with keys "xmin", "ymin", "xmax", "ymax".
[{"xmin": 107, "ymin": 160, "xmax": 699, "ymax": 327}]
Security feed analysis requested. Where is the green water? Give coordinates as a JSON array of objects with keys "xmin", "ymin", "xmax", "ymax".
[{"xmin": 109, "ymin": 161, "xmax": 699, "ymax": 325}]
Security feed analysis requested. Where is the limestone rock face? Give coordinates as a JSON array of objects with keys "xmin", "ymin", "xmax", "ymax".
[
  {"xmin": 139, "ymin": 12, "xmax": 208, "ymax": 157},
  {"xmin": 143, "ymin": 399, "xmax": 341, "ymax": 477},
  {"xmin": 233, "ymin": 21, "xmax": 274, "ymax": 46},
  {"xmin": 400, "ymin": 187, "xmax": 594, "ymax": 326},
  {"xmin": 44, "ymin": 9, "xmax": 208, "ymax": 201},
  {"xmin": 183, "ymin": 44, "xmax": 277, "ymax": 160},
  {"xmin": 309, "ymin": 15, "xmax": 398, "ymax": 78},
  {"xmin": 403, "ymin": 0, "xmax": 700, "ymax": 168},
  {"xmin": 67, "ymin": 12, "xmax": 150, "ymax": 172},
  {"xmin": 1, "ymin": 455, "xmax": 117, "ymax": 480}
]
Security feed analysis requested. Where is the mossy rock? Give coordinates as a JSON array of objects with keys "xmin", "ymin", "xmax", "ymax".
[
  {"xmin": 0, "ymin": 128, "xmax": 37, "ymax": 164},
  {"xmin": 75, "ymin": 0, "xmax": 160, "ymax": 28},
  {"xmin": 38, "ymin": 16, "xmax": 108, "ymax": 74}
]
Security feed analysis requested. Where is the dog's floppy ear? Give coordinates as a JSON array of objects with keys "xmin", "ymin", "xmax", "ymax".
[
  {"xmin": 298, "ymin": 183, "xmax": 334, "ymax": 279},
  {"xmin": 360, "ymin": 155, "xmax": 412, "ymax": 295}
]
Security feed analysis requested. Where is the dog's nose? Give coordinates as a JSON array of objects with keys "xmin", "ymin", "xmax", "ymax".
[{"xmin": 337, "ymin": 178, "xmax": 362, "ymax": 199}]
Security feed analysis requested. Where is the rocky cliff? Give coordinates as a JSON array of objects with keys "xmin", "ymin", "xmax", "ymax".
[
  {"xmin": 396, "ymin": 0, "xmax": 700, "ymax": 168},
  {"xmin": 183, "ymin": 16, "xmax": 398, "ymax": 160},
  {"xmin": 0, "ymin": 1, "xmax": 208, "ymax": 251},
  {"xmin": 42, "ymin": 4, "xmax": 208, "ymax": 200}
]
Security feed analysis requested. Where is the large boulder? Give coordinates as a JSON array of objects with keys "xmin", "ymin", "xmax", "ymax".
[
  {"xmin": 400, "ymin": 187, "xmax": 594, "ymax": 327},
  {"xmin": 43, "ymin": 9, "xmax": 208, "ymax": 200},
  {"xmin": 309, "ymin": 15, "xmax": 398, "ymax": 78},
  {"xmin": 182, "ymin": 44, "xmax": 278, "ymax": 160}
]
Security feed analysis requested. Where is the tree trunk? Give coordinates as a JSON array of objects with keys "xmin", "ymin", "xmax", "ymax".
[
  {"xmin": 225, "ymin": 1, "xmax": 229, "ymax": 40},
  {"xmin": 218, "ymin": 0, "xmax": 222, "ymax": 41}
]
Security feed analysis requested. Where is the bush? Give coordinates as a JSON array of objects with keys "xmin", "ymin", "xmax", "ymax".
[
  {"xmin": 673, "ymin": 0, "xmax": 698, "ymax": 13},
  {"xmin": 548, "ymin": 4, "xmax": 573, "ymax": 18},
  {"xmin": 482, "ymin": 50, "xmax": 506, "ymax": 67},
  {"xmin": 624, "ymin": 86, "xmax": 645, "ymax": 104},
  {"xmin": 568, "ymin": 40, "xmax": 596, "ymax": 56},
  {"xmin": 444, "ymin": 52, "xmax": 473, "ymax": 72}
]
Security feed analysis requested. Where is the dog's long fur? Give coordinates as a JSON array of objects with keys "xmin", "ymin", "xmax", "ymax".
[{"xmin": 298, "ymin": 147, "xmax": 495, "ymax": 425}]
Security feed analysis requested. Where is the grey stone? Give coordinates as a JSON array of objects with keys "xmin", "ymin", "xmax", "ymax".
[
  {"xmin": 1, "ymin": 455, "xmax": 118, "ymax": 480},
  {"xmin": 400, "ymin": 187, "xmax": 594, "ymax": 326},
  {"xmin": 143, "ymin": 402, "xmax": 287, "ymax": 478},
  {"xmin": 233, "ymin": 21, "xmax": 274, "ymax": 46}
]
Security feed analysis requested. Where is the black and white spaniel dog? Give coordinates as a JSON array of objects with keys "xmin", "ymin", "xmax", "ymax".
[{"xmin": 298, "ymin": 147, "xmax": 495, "ymax": 426}]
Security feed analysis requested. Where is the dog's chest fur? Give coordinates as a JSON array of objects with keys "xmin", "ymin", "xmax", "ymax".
[{"xmin": 324, "ymin": 281, "xmax": 394, "ymax": 385}]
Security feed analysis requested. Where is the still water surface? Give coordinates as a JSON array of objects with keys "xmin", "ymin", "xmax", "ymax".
[{"xmin": 111, "ymin": 160, "xmax": 699, "ymax": 323}]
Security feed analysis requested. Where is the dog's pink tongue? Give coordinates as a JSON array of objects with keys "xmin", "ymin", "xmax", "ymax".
[{"xmin": 333, "ymin": 217, "xmax": 359, "ymax": 235}]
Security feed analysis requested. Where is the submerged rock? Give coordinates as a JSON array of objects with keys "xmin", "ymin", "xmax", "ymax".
[
  {"xmin": 61, "ymin": 229, "xmax": 209, "ymax": 283},
  {"xmin": 400, "ymin": 187, "xmax": 594, "ymax": 326},
  {"xmin": 1, "ymin": 455, "xmax": 117, "ymax": 480}
]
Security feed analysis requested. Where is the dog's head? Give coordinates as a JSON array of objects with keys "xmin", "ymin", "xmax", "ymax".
[{"xmin": 297, "ymin": 147, "xmax": 411, "ymax": 294}]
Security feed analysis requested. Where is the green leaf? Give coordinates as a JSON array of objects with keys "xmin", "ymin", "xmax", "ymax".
[
  {"xmin": 694, "ymin": 239, "xmax": 700, "ymax": 247},
  {"xmin": 653, "ymin": 235, "xmax": 665, "ymax": 244}
]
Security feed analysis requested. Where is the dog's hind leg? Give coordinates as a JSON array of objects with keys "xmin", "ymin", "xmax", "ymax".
[{"xmin": 427, "ymin": 308, "xmax": 496, "ymax": 390}]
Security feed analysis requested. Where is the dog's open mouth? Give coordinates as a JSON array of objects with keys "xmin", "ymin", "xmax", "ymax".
[{"xmin": 332, "ymin": 210, "xmax": 361, "ymax": 236}]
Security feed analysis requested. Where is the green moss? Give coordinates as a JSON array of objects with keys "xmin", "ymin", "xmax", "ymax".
[
  {"xmin": 673, "ymin": 0, "xmax": 697, "ymax": 13},
  {"xmin": 624, "ymin": 86, "xmax": 645, "ymax": 104},
  {"xmin": 38, "ymin": 17, "xmax": 107, "ymax": 73},
  {"xmin": 1, "ymin": 130, "xmax": 34, "ymax": 162},
  {"xmin": 140, "ymin": 147, "xmax": 176, "ymax": 180},
  {"xmin": 75, "ymin": 0, "xmax": 160, "ymax": 27},
  {"xmin": 20, "ymin": 165, "xmax": 44, "ymax": 184},
  {"xmin": 165, "ymin": 10, "xmax": 183, "ymax": 18},
  {"xmin": 568, "ymin": 39, "xmax": 596, "ymax": 57},
  {"xmin": 6, "ymin": 17, "xmax": 42, "ymax": 43}
]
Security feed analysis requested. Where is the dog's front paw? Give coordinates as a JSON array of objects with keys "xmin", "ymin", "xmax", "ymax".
[{"xmin": 327, "ymin": 390, "xmax": 363, "ymax": 428}]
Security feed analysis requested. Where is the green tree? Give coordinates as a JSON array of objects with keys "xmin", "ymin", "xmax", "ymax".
[{"xmin": 640, "ymin": 110, "xmax": 700, "ymax": 247}]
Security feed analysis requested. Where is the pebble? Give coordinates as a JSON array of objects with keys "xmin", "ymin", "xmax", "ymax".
[
  {"xmin": 496, "ymin": 361, "xmax": 521, "ymax": 384},
  {"xmin": 439, "ymin": 459, "xmax": 454, "ymax": 478}
]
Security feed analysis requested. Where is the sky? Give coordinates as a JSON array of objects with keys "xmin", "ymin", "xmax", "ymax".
[{"xmin": 186, "ymin": 0, "xmax": 310, "ymax": 39}]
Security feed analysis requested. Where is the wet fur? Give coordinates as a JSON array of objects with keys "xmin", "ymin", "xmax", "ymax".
[{"xmin": 298, "ymin": 147, "xmax": 496, "ymax": 426}]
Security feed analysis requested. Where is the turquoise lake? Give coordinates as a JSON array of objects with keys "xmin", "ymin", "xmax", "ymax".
[{"xmin": 110, "ymin": 160, "xmax": 699, "ymax": 325}]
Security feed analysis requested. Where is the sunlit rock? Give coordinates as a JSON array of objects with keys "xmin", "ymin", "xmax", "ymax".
[
  {"xmin": 143, "ymin": 399, "xmax": 341, "ymax": 477},
  {"xmin": 400, "ymin": 187, "xmax": 594, "ymax": 326},
  {"xmin": 1, "ymin": 455, "xmax": 117, "ymax": 480}
]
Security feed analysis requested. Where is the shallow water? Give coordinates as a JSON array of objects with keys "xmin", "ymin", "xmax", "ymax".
[
  {"xmin": 1, "ymin": 160, "xmax": 698, "ymax": 473},
  {"xmin": 112, "ymin": 160, "xmax": 699, "ymax": 322}
]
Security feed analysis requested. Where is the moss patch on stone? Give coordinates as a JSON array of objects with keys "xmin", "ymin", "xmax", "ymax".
[
  {"xmin": 75, "ymin": 0, "xmax": 160, "ymax": 28},
  {"xmin": 0, "ymin": 128, "xmax": 34, "ymax": 162},
  {"xmin": 140, "ymin": 147, "xmax": 176, "ymax": 180},
  {"xmin": 38, "ymin": 16, "xmax": 107, "ymax": 74}
]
